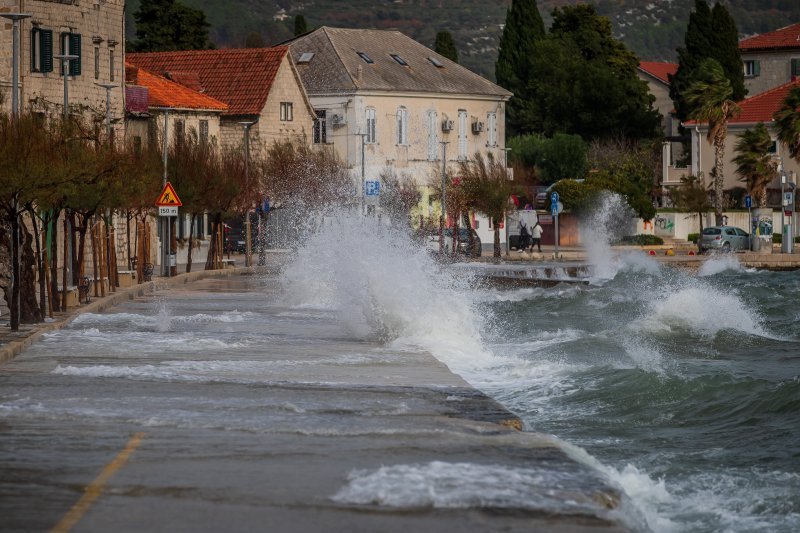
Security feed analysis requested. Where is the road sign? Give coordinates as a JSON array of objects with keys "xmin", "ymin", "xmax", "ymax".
[
  {"xmin": 156, "ymin": 182, "xmax": 182, "ymax": 207},
  {"xmin": 745, "ymin": 195, "xmax": 752, "ymax": 209},
  {"xmin": 551, "ymin": 191, "xmax": 559, "ymax": 205},
  {"xmin": 365, "ymin": 180, "xmax": 380, "ymax": 196},
  {"xmin": 159, "ymin": 206, "xmax": 178, "ymax": 217},
  {"xmin": 784, "ymin": 191, "xmax": 793, "ymax": 207},
  {"xmin": 551, "ymin": 201, "xmax": 563, "ymax": 216}
]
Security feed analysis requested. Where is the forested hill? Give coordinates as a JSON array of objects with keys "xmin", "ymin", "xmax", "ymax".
[{"xmin": 125, "ymin": 0, "xmax": 800, "ymax": 81}]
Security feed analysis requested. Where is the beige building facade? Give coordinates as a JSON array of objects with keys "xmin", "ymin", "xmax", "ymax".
[
  {"xmin": 740, "ymin": 22, "xmax": 800, "ymax": 97},
  {"xmin": 0, "ymin": 0, "xmax": 125, "ymax": 133}
]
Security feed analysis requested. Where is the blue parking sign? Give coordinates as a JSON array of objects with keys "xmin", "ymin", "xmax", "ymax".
[
  {"xmin": 551, "ymin": 191, "xmax": 559, "ymax": 205},
  {"xmin": 365, "ymin": 181, "xmax": 380, "ymax": 196},
  {"xmin": 745, "ymin": 195, "xmax": 752, "ymax": 209}
]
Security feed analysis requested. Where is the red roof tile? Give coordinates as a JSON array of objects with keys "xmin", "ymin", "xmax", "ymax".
[
  {"xmin": 638, "ymin": 61, "xmax": 678, "ymax": 85},
  {"xmin": 125, "ymin": 63, "xmax": 228, "ymax": 112},
  {"xmin": 127, "ymin": 47, "xmax": 290, "ymax": 116},
  {"xmin": 740, "ymin": 22, "xmax": 800, "ymax": 51},
  {"xmin": 731, "ymin": 78, "xmax": 800, "ymax": 124}
]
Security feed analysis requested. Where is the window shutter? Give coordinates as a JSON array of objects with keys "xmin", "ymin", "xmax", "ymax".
[
  {"xmin": 792, "ymin": 59, "xmax": 800, "ymax": 78},
  {"xmin": 60, "ymin": 32, "xmax": 68, "ymax": 75},
  {"xmin": 30, "ymin": 29, "xmax": 37, "ymax": 72},
  {"xmin": 41, "ymin": 30, "xmax": 53, "ymax": 72},
  {"xmin": 754, "ymin": 60, "xmax": 761, "ymax": 77},
  {"xmin": 69, "ymin": 33, "xmax": 81, "ymax": 76}
]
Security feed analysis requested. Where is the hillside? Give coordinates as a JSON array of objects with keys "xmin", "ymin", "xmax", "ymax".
[{"xmin": 125, "ymin": 1, "xmax": 800, "ymax": 81}]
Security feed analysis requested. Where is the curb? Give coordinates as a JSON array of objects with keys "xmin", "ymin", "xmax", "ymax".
[{"xmin": 0, "ymin": 267, "xmax": 254, "ymax": 365}]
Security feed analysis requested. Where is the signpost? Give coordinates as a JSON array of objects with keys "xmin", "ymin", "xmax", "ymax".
[
  {"xmin": 365, "ymin": 180, "xmax": 380, "ymax": 196},
  {"xmin": 745, "ymin": 195, "xmax": 752, "ymax": 250},
  {"xmin": 155, "ymin": 182, "xmax": 182, "ymax": 276},
  {"xmin": 551, "ymin": 192, "xmax": 560, "ymax": 259}
]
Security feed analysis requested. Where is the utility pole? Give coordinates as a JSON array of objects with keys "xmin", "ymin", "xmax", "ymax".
[
  {"xmin": 239, "ymin": 122, "xmax": 255, "ymax": 267},
  {"xmin": 161, "ymin": 111, "xmax": 170, "ymax": 276},
  {"xmin": 96, "ymin": 83, "xmax": 118, "ymax": 141},
  {"xmin": 1, "ymin": 13, "xmax": 31, "ymax": 116},
  {"xmin": 354, "ymin": 133, "xmax": 368, "ymax": 215},
  {"xmin": 53, "ymin": 53, "xmax": 79, "ymax": 119},
  {"xmin": 439, "ymin": 141, "xmax": 449, "ymax": 255}
]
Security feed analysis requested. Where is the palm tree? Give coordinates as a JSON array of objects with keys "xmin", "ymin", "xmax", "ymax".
[
  {"xmin": 459, "ymin": 152, "xmax": 517, "ymax": 257},
  {"xmin": 685, "ymin": 58, "xmax": 741, "ymax": 226},
  {"xmin": 774, "ymin": 85, "xmax": 800, "ymax": 162},
  {"xmin": 733, "ymin": 122, "xmax": 776, "ymax": 207}
]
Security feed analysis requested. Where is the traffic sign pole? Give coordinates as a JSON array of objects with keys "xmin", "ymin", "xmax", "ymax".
[
  {"xmin": 745, "ymin": 195, "xmax": 752, "ymax": 250},
  {"xmin": 551, "ymin": 192, "xmax": 560, "ymax": 259}
]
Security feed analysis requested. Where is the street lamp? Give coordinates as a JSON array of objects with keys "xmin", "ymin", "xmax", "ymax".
[
  {"xmin": 355, "ymin": 132, "xmax": 368, "ymax": 215},
  {"xmin": 439, "ymin": 141, "xmax": 450, "ymax": 255},
  {"xmin": 239, "ymin": 121, "xmax": 255, "ymax": 267},
  {"xmin": 95, "ymin": 83, "xmax": 118, "ymax": 141},
  {"xmin": 0, "ymin": 13, "xmax": 31, "ymax": 116},
  {"xmin": 779, "ymin": 157, "xmax": 795, "ymax": 254},
  {"xmin": 53, "ymin": 54, "xmax": 79, "ymax": 119}
]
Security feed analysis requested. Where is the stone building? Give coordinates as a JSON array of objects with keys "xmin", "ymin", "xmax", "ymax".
[
  {"xmin": 740, "ymin": 22, "xmax": 800, "ymax": 98},
  {"xmin": 126, "ymin": 47, "xmax": 315, "ymax": 153},
  {"xmin": 0, "ymin": 0, "xmax": 125, "ymax": 133}
]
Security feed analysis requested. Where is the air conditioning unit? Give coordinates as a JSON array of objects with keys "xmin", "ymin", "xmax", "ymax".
[
  {"xmin": 471, "ymin": 121, "xmax": 485, "ymax": 134},
  {"xmin": 330, "ymin": 113, "xmax": 346, "ymax": 126},
  {"xmin": 442, "ymin": 119, "xmax": 454, "ymax": 132}
]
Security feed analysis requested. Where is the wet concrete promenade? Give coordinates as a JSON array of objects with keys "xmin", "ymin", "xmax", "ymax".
[{"xmin": 0, "ymin": 273, "xmax": 632, "ymax": 532}]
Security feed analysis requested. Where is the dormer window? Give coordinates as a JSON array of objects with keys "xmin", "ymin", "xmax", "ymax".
[
  {"xmin": 357, "ymin": 51, "xmax": 373, "ymax": 64},
  {"xmin": 297, "ymin": 52, "xmax": 314, "ymax": 64},
  {"xmin": 390, "ymin": 54, "xmax": 408, "ymax": 66},
  {"xmin": 428, "ymin": 57, "xmax": 444, "ymax": 68}
]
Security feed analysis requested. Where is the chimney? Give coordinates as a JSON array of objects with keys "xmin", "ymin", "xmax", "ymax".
[{"xmin": 356, "ymin": 65, "xmax": 363, "ymax": 85}]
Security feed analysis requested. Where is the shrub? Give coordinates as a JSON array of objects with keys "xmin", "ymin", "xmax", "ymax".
[
  {"xmin": 687, "ymin": 232, "xmax": 699, "ymax": 243},
  {"xmin": 771, "ymin": 234, "xmax": 800, "ymax": 244},
  {"xmin": 619, "ymin": 234, "xmax": 664, "ymax": 246}
]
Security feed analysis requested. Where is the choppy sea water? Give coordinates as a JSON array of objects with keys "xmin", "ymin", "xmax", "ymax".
[{"xmin": 282, "ymin": 212, "xmax": 800, "ymax": 532}]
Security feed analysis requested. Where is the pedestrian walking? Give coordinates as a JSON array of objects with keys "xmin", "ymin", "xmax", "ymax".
[
  {"xmin": 519, "ymin": 219, "xmax": 530, "ymax": 251},
  {"xmin": 531, "ymin": 220, "xmax": 543, "ymax": 252}
]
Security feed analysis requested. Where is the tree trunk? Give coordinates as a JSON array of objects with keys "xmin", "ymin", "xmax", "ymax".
[
  {"xmin": 494, "ymin": 222, "xmax": 501, "ymax": 258},
  {"xmin": 10, "ymin": 208, "xmax": 21, "ymax": 331},
  {"xmin": 28, "ymin": 208, "xmax": 46, "ymax": 317},
  {"xmin": 205, "ymin": 216, "xmax": 220, "ymax": 270},
  {"xmin": 90, "ymin": 218, "xmax": 99, "ymax": 297},
  {"xmin": 126, "ymin": 210, "xmax": 132, "ymax": 270},
  {"xmin": 713, "ymin": 133, "xmax": 726, "ymax": 226},
  {"xmin": 186, "ymin": 213, "xmax": 196, "ymax": 273},
  {"xmin": 19, "ymin": 223, "xmax": 43, "ymax": 324},
  {"xmin": 50, "ymin": 210, "xmax": 60, "ymax": 312},
  {"xmin": 61, "ymin": 215, "xmax": 68, "ymax": 311},
  {"xmin": 697, "ymin": 211, "xmax": 704, "ymax": 254},
  {"xmin": 70, "ymin": 211, "xmax": 79, "ymax": 287}
]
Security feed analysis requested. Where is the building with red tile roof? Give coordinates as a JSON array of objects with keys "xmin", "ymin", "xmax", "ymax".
[
  {"xmin": 637, "ymin": 61, "xmax": 679, "ymax": 137},
  {"xmin": 126, "ymin": 47, "xmax": 315, "ymax": 150},
  {"xmin": 125, "ymin": 63, "xmax": 228, "ymax": 112},
  {"xmin": 739, "ymin": 22, "xmax": 800, "ymax": 98}
]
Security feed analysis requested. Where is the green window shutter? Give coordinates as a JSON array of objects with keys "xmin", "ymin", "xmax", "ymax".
[
  {"xmin": 792, "ymin": 59, "xmax": 800, "ymax": 78},
  {"xmin": 60, "ymin": 32, "xmax": 68, "ymax": 76},
  {"xmin": 69, "ymin": 33, "xmax": 81, "ymax": 76},
  {"xmin": 41, "ymin": 30, "xmax": 53, "ymax": 73},
  {"xmin": 754, "ymin": 60, "xmax": 761, "ymax": 76}
]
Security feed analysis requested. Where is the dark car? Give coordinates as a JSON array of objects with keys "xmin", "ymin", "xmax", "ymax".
[{"xmin": 425, "ymin": 228, "xmax": 482, "ymax": 257}]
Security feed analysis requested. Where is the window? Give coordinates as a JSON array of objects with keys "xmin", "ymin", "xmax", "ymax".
[
  {"xmin": 428, "ymin": 56, "xmax": 444, "ymax": 68},
  {"xmin": 199, "ymin": 120, "xmax": 209, "ymax": 144},
  {"xmin": 297, "ymin": 52, "xmax": 314, "ymax": 64},
  {"xmin": 390, "ymin": 54, "xmax": 408, "ymax": 66},
  {"xmin": 396, "ymin": 107, "xmax": 408, "ymax": 145},
  {"xmin": 457, "ymin": 110, "xmax": 468, "ymax": 160},
  {"xmin": 487, "ymin": 112, "xmax": 497, "ymax": 147},
  {"xmin": 60, "ymin": 32, "xmax": 81, "ymax": 76},
  {"xmin": 768, "ymin": 140, "xmax": 777, "ymax": 154},
  {"xmin": 357, "ymin": 52, "xmax": 373, "ymax": 64},
  {"xmin": 30, "ymin": 28, "xmax": 53, "ymax": 73},
  {"xmin": 109, "ymin": 49, "xmax": 115, "ymax": 82},
  {"xmin": 743, "ymin": 60, "xmax": 760, "ymax": 78},
  {"xmin": 427, "ymin": 110, "xmax": 438, "ymax": 160},
  {"xmin": 365, "ymin": 107, "xmax": 376, "ymax": 144},
  {"xmin": 94, "ymin": 47, "xmax": 100, "ymax": 79},
  {"xmin": 280, "ymin": 102, "xmax": 293, "ymax": 121},
  {"xmin": 313, "ymin": 110, "xmax": 327, "ymax": 144},
  {"xmin": 174, "ymin": 119, "xmax": 185, "ymax": 146}
]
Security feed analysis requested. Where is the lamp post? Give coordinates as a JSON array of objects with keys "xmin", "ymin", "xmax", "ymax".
[
  {"xmin": 439, "ymin": 141, "xmax": 450, "ymax": 255},
  {"xmin": 779, "ymin": 158, "xmax": 795, "ymax": 254},
  {"xmin": 95, "ymin": 83, "xmax": 118, "ymax": 141},
  {"xmin": 53, "ymin": 54, "xmax": 79, "ymax": 119},
  {"xmin": 1, "ymin": 13, "xmax": 31, "ymax": 116},
  {"xmin": 354, "ymin": 132, "xmax": 368, "ymax": 215},
  {"xmin": 161, "ymin": 110, "xmax": 170, "ymax": 276},
  {"xmin": 239, "ymin": 121, "xmax": 255, "ymax": 267}
]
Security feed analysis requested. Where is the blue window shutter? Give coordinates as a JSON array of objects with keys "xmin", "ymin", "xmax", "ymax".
[
  {"xmin": 41, "ymin": 30, "xmax": 53, "ymax": 73},
  {"xmin": 69, "ymin": 33, "xmax": 81, "ymax": 76}
]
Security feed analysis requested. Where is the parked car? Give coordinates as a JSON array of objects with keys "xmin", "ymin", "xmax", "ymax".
[
  {"xmin": 425, "ymin": 228, "xmax": 482, "ymax": 257},
  {"xmin": 701, "ymin": 226, "xmax": 750, "ymax": 253}
]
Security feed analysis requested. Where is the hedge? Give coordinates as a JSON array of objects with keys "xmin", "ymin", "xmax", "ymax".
[{"xmin": 619, "ymin": 234, "xmax": 664, "ymax": 246}]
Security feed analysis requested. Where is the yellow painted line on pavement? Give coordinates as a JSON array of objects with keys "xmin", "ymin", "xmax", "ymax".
[{"xmin": 51, "ymin": 432, "xmax": 146, "ymax": 533}]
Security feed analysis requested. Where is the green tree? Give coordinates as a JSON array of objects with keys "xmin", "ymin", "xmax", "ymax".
[
  {"xmin": 244, "ymin": 31, "xmax": 265, "ymax": 48},
  {"xmin": 132, "ymin": 0, "xmax": 214, "ymax": 52},
  {"xmin": 670, "ymin": 1, "xmax": 745, "ymax": 123},
  {"xmin": 526, "ymin": 6, "xmax": 660, "ymax": 140},
  {"xmin": 508, "ymin": 134, "xmax": 588, "ymax": 185},
  {"xmin": 495, "ymin": 0, "xmax": 545, "ymax": 135},
  {"xmin": 774, "ymin": 86, "xmax": 800, "ymax": 162},
  {"xmin": 671, "ymin": 174, "xmax": 711, "ymax": 253},
  {"xmin": 434, "ymin": 31, "xmax": 458, "ymax": 63},
  {"xmin": 294, "ymin": 14, "xmax": 308, "ymax": 36},
  {"xmin": 685, "ymin": 58, "xmax": 741, "ymax": 226},
  {"xmin": 459, "ymin": 152, "xmax": 517, "ymax": 257},
  {"xmin": 733, "ymin": 123, "xmax": 775, "ymax": 207}
]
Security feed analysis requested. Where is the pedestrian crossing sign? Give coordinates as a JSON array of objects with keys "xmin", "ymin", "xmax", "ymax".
[{"xmin": 156, "ymin": 182, "xmax": 182, "ymax": 207}]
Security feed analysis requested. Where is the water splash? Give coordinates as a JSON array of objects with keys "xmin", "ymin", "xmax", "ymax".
[{"xmin": 698, "ymin": 255, "xmax": 744, "ymax": 276}]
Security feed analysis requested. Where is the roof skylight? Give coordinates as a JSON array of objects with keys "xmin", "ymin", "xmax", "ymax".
[
  {"xmin": 428, "ymin": 57, "xmax": 444, "ymax": 68},
  {"xmin": 390, "ymin": 54, "xmax": 408, "ymax": 66},
  {"xmin": 297, "ymin": 52, "xmax": 314, "ymax": 64},
  {"xmin": 357, "ymin": 52, "xmax": 374, "ymax": 64}
]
